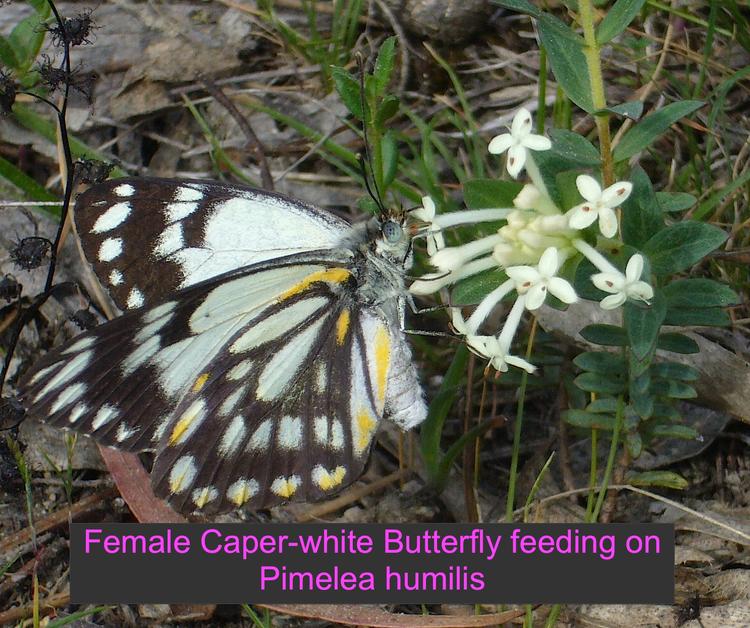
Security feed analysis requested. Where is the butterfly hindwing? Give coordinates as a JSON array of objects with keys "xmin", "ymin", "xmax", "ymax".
[{"xmin": 74, "ymin": 178, "xmax": 349, "ymax": 311}]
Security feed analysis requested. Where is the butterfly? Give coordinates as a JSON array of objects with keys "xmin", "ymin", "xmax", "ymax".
[{"xmin": 19, "ymin": 178, "xmax": 427, "ymax": 514}]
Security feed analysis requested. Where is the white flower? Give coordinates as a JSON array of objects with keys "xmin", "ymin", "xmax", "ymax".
[
  {"xmin": 430, "ymin": 233, "xmax": 505, "ymax": 272},
  {"xmin": 505, "ymin": 247, "xmax": 578, "ymax": 310},
  {"xmin": 411, "ymin": 196, "xmax": 446, "ymax": 256},
  {"xmin": 567, "ymin": 175, "xmax": 632, "ymax": 238},
  {"xmin": 467, "ymin": 334, "xmax": 537, "ymax": 374},
  {"xmin": 488, "ymin": 108, "xmax": 552, "ymax": 179},
  {"xmin": 592, "ymin": 253, "xmax": 654, "ymax": 310}
]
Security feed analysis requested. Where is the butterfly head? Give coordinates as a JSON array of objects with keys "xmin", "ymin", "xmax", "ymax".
[{"xmin": 369, "ymin": 209, "xmax": 413, "ymax": 266}]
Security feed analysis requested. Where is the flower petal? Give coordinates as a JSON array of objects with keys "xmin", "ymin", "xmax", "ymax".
[
  {"xmin": 538, "ymin": 247, "xmax": 559, "ymax": 277},
  {"xmin": 505, "ymin": 355, "xmax": 537, "ymax": 373},
  {"xmin": 592, "ymin": 271, "xmax": 626, "ymax": 293},
  {"xmin": 598, "ymin": 206, "xmax": 619, "ymax": 238},
  {"xmin": 600, "ymin": 181, "xmax": 633, "ymax": 207},
  {"xmin": 522, "ymin": 134, "xmax": 552, "ymax": 151},
  {"xmin": 626, "ymin": 281, "xmax": 654, "ymax": 303},
  {"xmin": 600, "ymin": 293, "xmax": 627, "ymax": 310},
  {"xmin": 525, "ymin": 283, "xmax": 548, "ymax": 310},
  {"xmin": 576, "ymin": 175, "xmax": 602, "ymax": 202},
  {"xmin": 511, "ymin": 107, "xmax": 533, "ymax": 138},
  {"xmin": 505, "ymin": 265, "xmax": 540, "ymax": 286},
  {"xmin": 567, "ymin": 203, "xmax": 598, "ymax": 230},
  {"xmin": 625, "ymin": 253, "xmax": 644, "ymax": 282},
  {"xmin": 506, "ymin": 144, "xmax": 527, "ymax": 178},
  {"xmin": 548, "ymin": 277, "xmax": 578, "ymax": 304},
  {"xmin": 488, "ymin": 133, "xmax": 513, "ymax": 155}
]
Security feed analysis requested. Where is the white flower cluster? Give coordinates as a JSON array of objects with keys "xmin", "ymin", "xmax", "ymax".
[{"xmin": 410, "ymin": 108, "xmax": 654, "ymax": 374}]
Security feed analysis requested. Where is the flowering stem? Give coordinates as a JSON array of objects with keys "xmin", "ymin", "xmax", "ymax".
[
  {"xmin": 578, "ymin": 0, "xmax": 614, "ymax": 186},
  {"xmin": 505, "ymin": 315, "xmax": 538, "ymax": 522},
  {"xmin": 591, "ymin": 395, "xmax": 624, "ymax": 521}
]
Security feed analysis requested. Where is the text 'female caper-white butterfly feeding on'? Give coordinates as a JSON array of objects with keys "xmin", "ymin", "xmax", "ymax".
[{"xmin": 20, "ymin": 178, "xmax": 427, "ymax": 514}]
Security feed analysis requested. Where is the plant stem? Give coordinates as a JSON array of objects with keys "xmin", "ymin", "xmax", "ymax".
[
  {"xmin": 505, "ymin": 316, "xmax": 538, "ymax": 522},
  {"xmin": 591, "ymin": 395, "xmax": 624, "ymax": 521},
  {"xmin": 578, "ymin": 0, "xmax": 614, "ymax": 185}
]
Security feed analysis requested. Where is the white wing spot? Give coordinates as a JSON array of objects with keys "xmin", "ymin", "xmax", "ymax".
[
  {"xmin": 218, "ymin": 386, "xmax": 246, "ymax": 416},
  {"xmin": 98, "ymin": 237, "xmax": 123, "ymax": 262},
  {"xmin": 219, "ymin": 415, "xmax": 246, "ymax": 457},
  {"xmin": 176, "ymin": 186, "xmax": 203, "ymax": 202},
  {"xmin": 134, "ymin": 311, "xmax": 173, "ymax": 344},
  {"xmin": 114, "ymin": 183, "xmax": 135, "ymax": 197},
  {"xmin": 169, "ymin": 455, "xmax": 197, "ymax": 494},
  {"xmin": 277, "ymin": 416, "xmax": 302, "ymax": 450},
  {"xmin": 248, "ymin": 419, "xmax": 272, "ymax": 451},
  {"xmin": 313, "ymin": 416, "xmax": 328, "ymax": 445},
  {"xmin": 68, "ymin": 402, "xmax": 88, "ymax": 423},
  {"xmin": 28, "ymin": 363, "xmax": 58, "ymax": 386},
  {"xmin": 226, "ymin": 359, "xmax": 253, "ymax": 381},
  {"xmin": 62, "ymin": 336, "xmax": 95, "ymax": 354},
  {"xmin": 143, "ymin": 301, "xmax": 177, "ymax": 324},
  {"xmin": 169, "ymin": 399, "xmax": 207, "ymax": 445},
  {"xmin": 229, "ymin": 296, "xmax": 328, "ymax": 354},
  {"xmin": 331, "ymin": 420, "xmax": 345, "ymax": 451},
  {"xmin": 91, "ymin": 202, "xmax": 131, "ymax": 233},
  {"xmin": 36, "ymin": 351, "xmax": 92, "ymax": 400},
  {"xmin": 271, "ymin": 475, "xmax": 301, "ymax": 498},
  {"xmin": 91, "ymin": 404, "xmax": 119, "ymax": 430},
  {"xmin": 315, "ymin": 362, "xmax": 327, "ymax": 392},
  {"xmin": 255, "ymin": 316, "xmax": 327, "ymax": 400},
  {"xmin": 115, "ymin": 423, "xmax": 138, "ymax": 442},
  {"xmin": 121, "ymin": 334, "xmax": 161, "ymax": 376},
  {"xmin": 153, "ymin": 414, "xmax": 172, "ymax": 442},
  {"xmin": 109, "ymin": 269, "xmax": 124, "ymax": 286},
  {"xmin": 50, "ymin": 382, "xmax": 87, "ymax": 413},
  {"xmin": 154, "ymin": 222, "xmax": 185, "ymax": 257},
  {"xmin": 227, "ymin": 478, "xmax": 259, "ymax": 506},
  {"xmin": 192, "ymin": 486, "xmax": 218, "ymax": 509},
  {"xmin": 126, "ymin": 287, "xmax": 145, "ymax": 309}
]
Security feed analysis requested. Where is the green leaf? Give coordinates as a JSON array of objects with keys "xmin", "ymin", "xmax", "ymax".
[
  {"xmin": 537, "ymin": 14, "xmax": 594, "ymax": 113},
  {"xmin": 625, "ymin": 431, "xmax": 643, "ymax": 458},
  {"xmin": 663, "ymin": 278, "xmax": 739, "ymax": 308},
  {"xmin": 330, "ymin": 66, "xmax": 363, "ymax": 119},
  {"xmin": 621, "ymin": 166, "xmax": 664, "ymax": 248},
  {"xmin": 375, "ymin": 94, "xmax": 400, "ymax": 128},
  {"xmin": 650, "ymin": 424, "xmax": 699, "ymax": 440},
  {"xmin": 451, "ymin": 269, "xmax": 508, "ymax": 306},
  {"xmin": 596, "ymin": 0, "xmax": 647, "ymax": 44},
  {"xmin": 631, "ymin": 393, "xmax": 653, "ymax": 419},
  {"xmin": 652, "ymin": 402, "xmax": 681, "ymax": 421},
  {"xmin": 657, "ymin": 332, "xmax": 699, "ymax": 354},
  {"xmin": 651, "ymin": 361, "xmax": 699, "ymax": 381},
  {"xmin": 373, "ymin": 36, "xmax": 397, "ymax": 96},
  {"xmin": 693, "ymin": 169, "xmax": 750, "ymax": 221},
  {"xmin": 628, "ymin": 471, "xmax": 688, "ymax": 490},
  {"xmin": 664, "ymin": 307, "xmax": 731, "ymax": 327},
  {"xmin": 624, "ymin": 293, "xmax": 666, "ymax": 361},
  {"xmin": 0, "ymin": 155, "xmax": 59, "ymax": 207},
  {"xmin": 587, "ymin": 397, "xmax": 619, "ymax": 413},
  {"xmin": 464, "ymin": 178, "xmax": 522, "ymax": 209},
  {"xmin": 580, "ymin": 324, "xmax": 627, "ymax": 346},
  {"xmin": 613, "ymin": 100, "xmax": 704, "ymax": 162},
  {"xmin": 9, "ymin": 7, "xmax": 49, "ymax": 74},
  {"xmin": 564, "ymin": 409, "xmax": 616, "ymax": 430},
  {"xmin": 650, "ymin": 379, "xmax": 697, "ymax": 399},
  {"xmin": 573, "ymin": 351, "xmax": 626, "ymax": 374},
  {"xmin": 0, "ymin": 34, "xmax": 20, "ymax": 69},
  {"xmin": 656, "ymin": 192, "xmax": 696, "ymax": 213},
  {"xmin": 491, "ymin": 0, "xmax": 542, "ymax": 18},
  {"xmin": 574, "ymin": 372, "xmax": 626, "ymax": 395},
  {"xmin": 643, "ymin": 221, "xmax": 727, "ymax": 275},
  {"xmin": 599, "ymin": 101, "xmax": 643, "ymax": 120},
  {"xmin": 381, "ymin": 130, "xmax": 398, "ymax": 189},
  {"xmin": 547, "ymin": 129, "xmax": 601, "ymax": 167}
]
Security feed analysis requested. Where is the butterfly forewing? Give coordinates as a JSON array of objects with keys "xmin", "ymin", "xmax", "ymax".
[{"xmin": 74, "ymin": 178, "xmax": 349, "ymax": 311}]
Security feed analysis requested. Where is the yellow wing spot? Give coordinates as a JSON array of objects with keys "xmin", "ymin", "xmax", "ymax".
[
  {"xmin": 313, "ymin": 465, "xmax": 347, "ymax": 490},
  {"xmin": 373, "ymin": 324, "xmax": 391, "ymax": 405},
  {"xmin": 271, "ymin": 475, "xmax": 301, "ymax": 498},
  {"xmin": 169, "ymin": 402, "xmax": 203, "ymax": 445},
  {"xmin": 227, "ymin": 479, "xmax": 258, "ymax": 506},
  {"xmin": 278, "ymin": 268, "xmax": 351, "ymax": 302},
  {"xmin": 192, "ymin": 372, "xmax": 210, "ymax": 392},
  {"xmin": 192, "ymin": 487, "xmax": 217, "ymax": 509},
  {"xmin": 336, "ymin": 309, "xmax": 351, "ymax": 345},
  {"xmin": 355, "ymin": 408, "xmax": 377, "ymax": 453}
]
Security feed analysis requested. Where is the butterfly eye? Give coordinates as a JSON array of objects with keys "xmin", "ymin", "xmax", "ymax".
[{"xmin": 382, "ymin": 220, "xmax": 402, "ymax": 244}]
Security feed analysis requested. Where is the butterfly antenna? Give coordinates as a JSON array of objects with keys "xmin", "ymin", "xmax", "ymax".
[{"xmin": 355, "ymin": 53, "xmax": 386, "ymax": 217}]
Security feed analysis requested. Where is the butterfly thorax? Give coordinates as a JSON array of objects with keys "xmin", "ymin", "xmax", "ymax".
[{"xmin": 337, "ymin": 216, "xmax": 410, "ymax": 307}]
